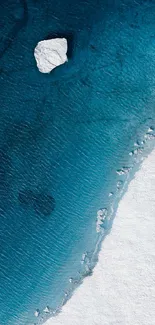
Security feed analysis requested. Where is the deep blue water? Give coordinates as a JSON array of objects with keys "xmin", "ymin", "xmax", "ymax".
[{"xmin": 0, "ymin": 0, "xmax": 155, "ymax": 324}]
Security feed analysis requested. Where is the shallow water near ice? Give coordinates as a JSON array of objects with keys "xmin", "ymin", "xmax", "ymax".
[
  {"xmin": 43, "ymin": 146, "xmax": 155, "ymax": 325},
  {"xmin": 0, "ymin": 1, "xmax": 155, "ymax": 324}
]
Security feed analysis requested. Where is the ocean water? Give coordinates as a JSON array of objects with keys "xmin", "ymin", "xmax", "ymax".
[{"xmin": 0, "ymin": 0, "xmax": 155, "ymax": 324}]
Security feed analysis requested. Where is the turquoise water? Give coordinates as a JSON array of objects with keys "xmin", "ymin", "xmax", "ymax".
[{"xmin": 0, "ymin": 0, "xmax": 155, "ymax": 324}]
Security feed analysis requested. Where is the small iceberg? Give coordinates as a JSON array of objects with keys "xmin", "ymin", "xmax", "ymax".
[
  {"xmin": 43, "ymin": 306, "xmax": 50, "ymax": 313},
  {"xmin": 117, "ymin": 180, "xmax": 123, "ymax": 189},
  {"xmin": 147, "ymin": 126, "xmax": 154, "ymax": 133},
  {"xmin": 34, "ymin": 38, "xmax": 68, "ymax": 73},
  {"xmin": 34, "ymin": 309, "xmax": 40, "ymax": 317}
]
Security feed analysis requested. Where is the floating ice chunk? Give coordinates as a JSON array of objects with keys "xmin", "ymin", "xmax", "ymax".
[
  {"xmin": 34, "ymin": 38, "xmax": 68, "ymax": 73},
  {"xmin": 147, "ymin": 126, "xmax": 154, "ymax": 133},
  {"xmin": 34, "ymin": 309, "xmax": 40, "ymax": 317},
  {"xmin": 109, "ymin": 192, "xmax": 113, "ymax": 197},
  {"xmin": 96, "ymin": 208, "xmax": 107, "ymax": 232},
  {"xmin": 96, "ymin": 224, "xmax": 101, "ymax": 233},
  {"xmin": 82, "ymin": 253, "xmax": 87, "ymax": 260},
  {"xmin": 144, "ymin": 130, "xmax": 155, "ymax": 140},
  {"xmin": 44, "ymin": 306, "xmax": 50, "ymax": 313},
  {"xmin": 97, "ymin": 208, "xmax": 107, "ymax": 219},
  {"xmin": 133, "ymin": 148, "xmax": 138, "ymax": 155},
  {"xmin": 145, "ymin": 133, "xmax": 155, "ymax": 140},
  {"xmin": 117, "ymin": 180, "xmax": 123, "ymax": 189},
  {"xmin": 116, "ymin": 167, "xmax": 130, "ymax": 176},
  {"xmin": 69, "ymin": 277, "xmax": 73, "ymax": 283},
  {"xmin": 81, "ymin": 253, "xmax": 87, "ymax": 264},
  {"xmin": 132, "ymin": 147, "xmax": 143, "ymax": 155},
  {"xmin": 137, "ymin": 148, "xmax": 143, "ymax": 154}
]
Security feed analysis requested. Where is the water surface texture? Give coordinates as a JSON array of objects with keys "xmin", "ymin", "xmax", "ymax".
[{"xmin": 0, "ymin": 0, "xmax": 155, "ymax": 324}]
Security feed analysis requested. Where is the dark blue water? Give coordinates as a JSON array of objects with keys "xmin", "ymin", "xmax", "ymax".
[{"xmin": 0, "ymin": 0, "xmax": 155, "ymax": 324}]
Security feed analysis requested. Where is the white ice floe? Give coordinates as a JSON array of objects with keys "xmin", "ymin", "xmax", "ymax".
[
  {"xmin": 34, "ymin": 38, "xmax": 68, "ymax": 73},
  {"xmin": 44, "ymin": 147, "xmax": 155, "ymax": 325}
]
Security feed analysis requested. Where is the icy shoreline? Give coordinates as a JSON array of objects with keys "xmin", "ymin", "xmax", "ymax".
[{"xmin": 42, "ymin": 145, "xmax": 155, "ymax": 325}]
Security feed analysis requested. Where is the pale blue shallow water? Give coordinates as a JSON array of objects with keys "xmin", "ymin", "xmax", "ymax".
[{"xmin": 0, "ymin": 0, "xmax": 155, "ymax": 324}]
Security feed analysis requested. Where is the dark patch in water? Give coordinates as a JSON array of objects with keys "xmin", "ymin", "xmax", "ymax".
[
  {"xmin": 18, "ymin": 189, "xmax": 35, "ymax": 206},
  {"xmin": 90, "ymin": 44, "xmax": 97, "ymax": 51},
  {"xmin": 33, "ymin": 193, "xmax": 55, "ymax": 216},
  {"xmin": 18, "ymin": 190, "xmax": 55, "ymax": 216}
]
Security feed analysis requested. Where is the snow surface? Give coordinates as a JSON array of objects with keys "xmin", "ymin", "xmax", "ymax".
[
  {"xmin": 34, "ymin": 38, "xmax": 68, "ymax": 73},
  {"xmin": 44, "ymin": 148, "xmax": 155, "ymax": 325}
]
